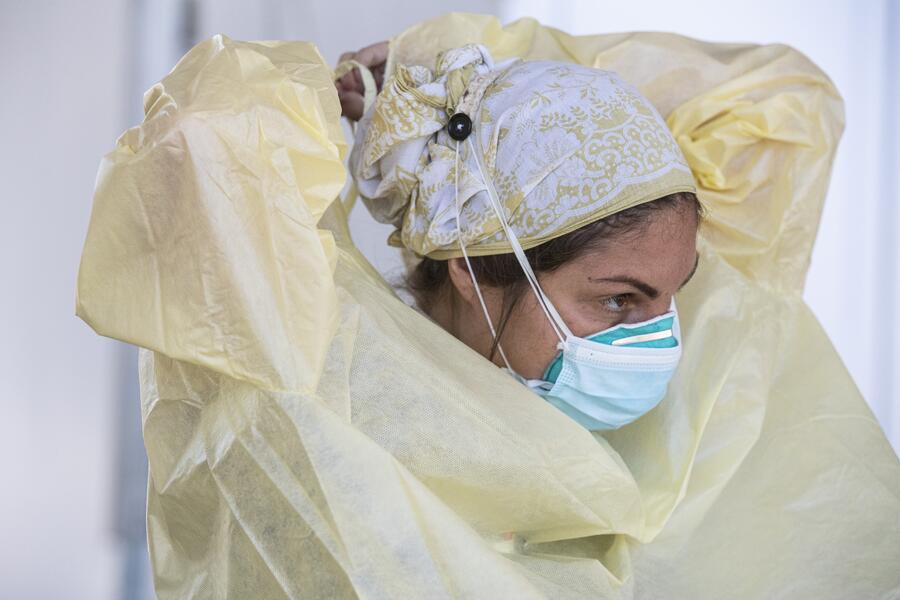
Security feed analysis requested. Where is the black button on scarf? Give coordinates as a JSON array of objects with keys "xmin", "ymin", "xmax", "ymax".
[{"xmin": 447, "ymin": 112, "xmax": 473, "ymax": 141}]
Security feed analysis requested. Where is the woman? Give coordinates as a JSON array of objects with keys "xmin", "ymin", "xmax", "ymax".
[
  {"xmin": 337, "ymin": 41, "xmax": 702, "ymax": 431},
  {"xmin": 76, "ymin": 12, "xmax": 900, "ymax": 599}
]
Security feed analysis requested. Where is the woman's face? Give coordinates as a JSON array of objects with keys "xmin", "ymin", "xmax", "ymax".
[{"xmin": 447, "ymin": 204, "xmax": 700, "ymax": 379}]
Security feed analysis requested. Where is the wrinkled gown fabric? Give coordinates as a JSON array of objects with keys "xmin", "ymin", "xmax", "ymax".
[{"xmin": 75, "ymin": 12, "xmax": 900, "ymax": 600}]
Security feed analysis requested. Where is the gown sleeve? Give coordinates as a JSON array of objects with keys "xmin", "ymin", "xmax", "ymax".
[{"xmin": 76, "ymin": 35, "xmax": 348, "ymax": 395}]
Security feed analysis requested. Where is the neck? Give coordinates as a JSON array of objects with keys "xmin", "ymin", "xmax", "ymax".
[{"xmin": 427, "ymin": 290, "xmax": 499, "ymax": 365}]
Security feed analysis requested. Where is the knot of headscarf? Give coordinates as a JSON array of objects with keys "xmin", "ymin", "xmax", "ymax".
[
  {"xmin": 396, "ymin": 44, "xmax": 494, "ymax": 115},
  {"xmin": 349, "ymin": 44, "xmax": 510, "ymax": 228},
  {"xmin": 349, "ymin": 44, "xmax": 697, "ymax": 259}
]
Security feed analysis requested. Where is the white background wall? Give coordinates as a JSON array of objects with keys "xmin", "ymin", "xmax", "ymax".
[
  {"xmin": 1, "ymin": 1, "xmax": 895, "ymax": 598},
  {"xmin": 1, "ymin": 2, "xmax": 126, "ymax": 599}
]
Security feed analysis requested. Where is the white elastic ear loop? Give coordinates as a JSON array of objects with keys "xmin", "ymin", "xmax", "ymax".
[
  {"xmin": 454, "ymin": 140, "xmax": 513, "ymax": 371},
  {"xmin": 465, "ymin": 135, "xmax": 573, "ymax": 347},
  {"xmin": 670, "ymin": 296, "xmax": 682, "ymax": 343}
]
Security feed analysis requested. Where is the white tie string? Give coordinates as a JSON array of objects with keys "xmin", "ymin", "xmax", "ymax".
[
  {"xmin": 454, "ymin": 140, "xmax": 514, "ymax": 370},
  {"xmin": 465, "ymin": 135, "xmax": 573, "ymax": 348}
]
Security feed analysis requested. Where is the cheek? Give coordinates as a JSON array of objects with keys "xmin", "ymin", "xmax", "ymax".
[
  {"xmin": 558, "ymin": 296, "xmax": 621, "ymax": 337},
  {"xmin": 500, "ymin": 293, "xmax": 564, "ymax": 379}
]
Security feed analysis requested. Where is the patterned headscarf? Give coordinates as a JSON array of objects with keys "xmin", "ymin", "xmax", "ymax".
[{"xmin": 348, "ymin": 43, "xmax": 697, "ymax": 259}]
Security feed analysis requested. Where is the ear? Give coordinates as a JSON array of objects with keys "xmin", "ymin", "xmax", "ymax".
[{"xmin": 446, "ymin": 257, "xmax": 479, "ymax": 306}]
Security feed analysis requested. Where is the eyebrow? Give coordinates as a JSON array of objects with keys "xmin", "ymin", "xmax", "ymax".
[{"xmin": 588, "ymin": 252, "xmax": 700, "ymax": 299}]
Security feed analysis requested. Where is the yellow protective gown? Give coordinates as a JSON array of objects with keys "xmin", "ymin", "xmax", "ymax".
[{"xmin": 75, "ymin": 12, "xmax": 900, "ymax": 599}]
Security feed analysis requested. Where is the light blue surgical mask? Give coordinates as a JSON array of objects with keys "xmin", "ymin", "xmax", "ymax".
[
  {"xmin": 513, "ymin": 307, "xmax": 682, "ymax": 431},
  {"xmin": 452, "ymin": 132, "xmax": 683, "ymax": 432}
]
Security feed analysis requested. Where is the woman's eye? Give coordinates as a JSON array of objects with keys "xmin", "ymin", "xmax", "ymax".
[{"xmin": 602, "ymin": 294, "xmax": 630, "ymax": 312}]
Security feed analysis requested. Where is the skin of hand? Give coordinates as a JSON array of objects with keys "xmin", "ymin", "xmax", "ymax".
[
  {"xmin": 430, "ymin": 204, "xmax": 701, "ymax": 379},
  {"xmin": 336, "ymin": 41, "xmax": 389, "ymax": 121}
]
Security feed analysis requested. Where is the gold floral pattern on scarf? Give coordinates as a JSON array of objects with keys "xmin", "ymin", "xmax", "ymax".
[{"xmin": 349, "ymin": 44, "xmax": 697, "ymax": 259}]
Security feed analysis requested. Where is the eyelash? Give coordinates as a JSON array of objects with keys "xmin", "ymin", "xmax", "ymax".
[{"xmin": 601, "ymin": 294, "xmax": 631, "ymax": 312}]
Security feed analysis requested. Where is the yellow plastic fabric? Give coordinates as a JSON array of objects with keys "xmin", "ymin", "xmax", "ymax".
[{"xmin": 76, "ymin": 14, "xmax": 900, "ymax": 599}]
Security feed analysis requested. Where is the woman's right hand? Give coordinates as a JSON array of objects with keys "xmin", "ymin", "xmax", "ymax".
[{"xmin": 335, "ymin": 41, "xmax": 388, "ymax": 121}]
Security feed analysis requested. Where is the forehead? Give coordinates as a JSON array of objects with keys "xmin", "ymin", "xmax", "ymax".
[{"xmin": 556, "ymin": 208, "xmax": 698, "ymax": 282}]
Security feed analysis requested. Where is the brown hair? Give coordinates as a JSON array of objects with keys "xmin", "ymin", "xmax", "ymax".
[{"xmin": 406, "ymin": 191, "xmax": 703, "ymax": 359}]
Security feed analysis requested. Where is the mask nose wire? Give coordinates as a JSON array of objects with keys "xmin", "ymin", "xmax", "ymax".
[
  {"xmin": 465, "ymin": 135, "xmax": 573, "ymax": 348},
  {"xmin": 454, "ymin": 140, "xmax": 514, "ymax": 371}
]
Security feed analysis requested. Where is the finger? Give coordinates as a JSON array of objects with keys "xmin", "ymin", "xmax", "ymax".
[
  {"xmin": 336, "ymin": 73, "xmax": 350, "ymax": 91},
  {"xmin": 371, "ymin": 63, "xmax": 385, "ymax": 91},
  {"xmin": 355, "ymin": 41, "xmax": 389, "ymax": 68},
  {"xmin": 339, "ymin": 90, "xmax": 364, "ymax": 121},
  {"xmin": 338, "ymin": 51, "xmax": 355, "ymax": 64},
  {"xmin": 337, "ymin": 71, "xmax": 361, "ymax": 94}
]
